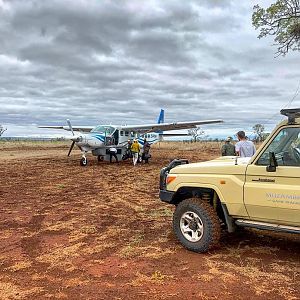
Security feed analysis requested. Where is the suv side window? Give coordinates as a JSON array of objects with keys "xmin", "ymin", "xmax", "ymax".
[{"xmin": 256, "ymin": 127, "xmax": 300, "ymax": 166}]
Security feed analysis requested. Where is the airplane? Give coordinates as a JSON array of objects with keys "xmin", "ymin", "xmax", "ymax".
[{"xmin": 39, "ymin": 109, "xmax": 223, "ymax": 166}]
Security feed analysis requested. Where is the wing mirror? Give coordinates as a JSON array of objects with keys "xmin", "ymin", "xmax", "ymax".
[{"xmin": 266, "ymin": 152, "xmax": 278, "ymax": 172}]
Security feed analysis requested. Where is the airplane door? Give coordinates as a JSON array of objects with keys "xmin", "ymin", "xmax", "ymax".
[
  {"xmin": 244, "ymin": 127, "xmax": 300, "ymax": 225},
  {"xmin": 113, "ymin": 129, "xmax": 119, "ymax": 145}
]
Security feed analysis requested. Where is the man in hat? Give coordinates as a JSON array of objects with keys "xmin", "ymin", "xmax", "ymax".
[{"xmin": 221, "ymin": 136, "xmax": 236, "ymax": 156}]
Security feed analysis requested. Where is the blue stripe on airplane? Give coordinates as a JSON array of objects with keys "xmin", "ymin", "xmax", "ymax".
[
  {"xmin": 92, "ymin": 134, "xmax": 105, "ymax": 142},
  {"xmin": 138, "ymin": 138, "xmax": 158, "ymax": 145}
]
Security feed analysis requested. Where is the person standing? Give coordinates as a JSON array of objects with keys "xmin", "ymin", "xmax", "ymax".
[
  {"xmin": 235, "ymin": 131, "xmax": 256, "ymax": 157},
  {"xmin": 142, "ymin": 139, "xmax": 151, "ymax": 163},
  {"xmin": 108, "ymin": 146, "xmax": 118, "ymax": 163},
  {"xmin": 131, "ymin": 139, "xmax": 140, "ymax": 166},
  {"xmin": 221, "ymin": 137, "xmax": 236, "ymax": 156},
  {"xmin": 126, "ymin": 139, "xmax": 132, "ymax": 157}
]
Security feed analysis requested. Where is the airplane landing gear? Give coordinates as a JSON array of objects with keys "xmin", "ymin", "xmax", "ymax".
[
  {"xmin": 80, "ymin": 152, "xmax": 88, "ymax": 166},
  {"xmin": 80, "ymin": 157, "xmax": 88, "ymax": 166}
]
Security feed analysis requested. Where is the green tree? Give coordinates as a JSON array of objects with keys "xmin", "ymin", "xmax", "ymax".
[
  {"xmin": 253, "ymin": 123, "xmax": 265, "ymax": 142},
  {"xmin": 188, "ymin": 127, "xmax": 205, "ymax": 143},
  {"xmin": 252, "ymin": 0, "xmax": 300, "ymax": 56}
]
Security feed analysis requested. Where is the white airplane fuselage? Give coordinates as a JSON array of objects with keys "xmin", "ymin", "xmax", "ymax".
[{"xmin": 71, "ymin": 125, "xmax": 159, "ymax": 163}]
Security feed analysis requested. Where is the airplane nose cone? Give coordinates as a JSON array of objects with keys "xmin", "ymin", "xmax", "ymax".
[{"xmin": 70, "ymin": 135, "xmax": 82, "ymax": 142}]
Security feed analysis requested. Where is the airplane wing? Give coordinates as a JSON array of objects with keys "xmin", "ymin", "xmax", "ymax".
[
  {"xmin": 38, "ymin": 125, "xmax": 93, "ymax": 133},
  {"xmin": 162, "ymin": 132, "xmax": 192, "ymax": 136},
  {"xmin": 120, "ymin": 119, "xmax": 223, "ymax": 133}
]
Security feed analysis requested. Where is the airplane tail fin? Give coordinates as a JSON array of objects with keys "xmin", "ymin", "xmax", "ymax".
[
  {"xmin": 157, "ymin": 109, "xmax": 164, "ymax": 140},
  {"xmin": 157, "ymin": 109, "xmax": 164, "ymax": 124}
]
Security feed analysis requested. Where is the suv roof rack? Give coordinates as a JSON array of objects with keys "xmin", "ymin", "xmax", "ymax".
[{"xmin": 280, "ymin": 108, "xmax": 300, "ymax": 124}]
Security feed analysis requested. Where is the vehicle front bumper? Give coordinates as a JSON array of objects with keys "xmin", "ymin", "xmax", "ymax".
[{"xmin": 159, "ymin": 190, "xmax": 175, "ymax": 203}]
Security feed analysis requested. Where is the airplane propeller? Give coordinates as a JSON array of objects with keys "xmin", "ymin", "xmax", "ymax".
[
  {"xmin": 66, "ymin": 119, "xmax": 81, "ymax": 156},
  {"xmin": 67, "ymin": 119, "xmax": 74, "ymax": 136},
  {"xmin": 68, "ymin": 141, "xmax": 75, "ymax": 157}
]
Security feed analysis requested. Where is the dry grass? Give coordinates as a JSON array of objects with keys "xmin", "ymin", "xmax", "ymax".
[
  {"xmin": 130, "ymin": 271, "xmax": 173, "ymax": 287},
  {"xmin": 203, "ymin": 252, "xmax": 299, "ymax": 298},
  {"xmin": 7, "ymin": 260, "xmax": 32, "ymax": 272},
  {"xmin": 152, "ymin": 141, "xmax": 223, "ymax": 151},
  {"xmin": 36, "ymin": 242, "xmax": 86, "ymax": 268},
  {"xmin": 0, "ymin": 140, "xmax": 69, "ymax": 150},
  {"xmin": 0, "ymin": 282, "xmax": 44, "ymax": 300}
]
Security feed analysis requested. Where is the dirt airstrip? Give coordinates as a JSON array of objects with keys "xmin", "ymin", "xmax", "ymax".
[{"xmin": 0, "ymin": 141, "xmax": 299, "ymax": 300}]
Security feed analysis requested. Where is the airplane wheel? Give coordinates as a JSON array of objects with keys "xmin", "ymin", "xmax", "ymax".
[{"xmin": 80, "ymin": 157, "xmax": 88, "ymax": 166}]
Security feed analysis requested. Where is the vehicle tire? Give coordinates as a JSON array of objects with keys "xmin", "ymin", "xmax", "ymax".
[
  {"xmin": 173, "ymin": 198, "xmax": 221, "ymax": 253},
  {"xmin": 97, "ymin": 155, "xmax": 104, "ymax": 162},
  {"xmin": 80, "ymin": 157, "xmax": 88, "ymax": 166}
]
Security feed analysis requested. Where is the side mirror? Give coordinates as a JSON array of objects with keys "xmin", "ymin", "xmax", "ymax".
[{"xmin": 266, "ymin": 152, "xmax": 278, "ymax": 172}]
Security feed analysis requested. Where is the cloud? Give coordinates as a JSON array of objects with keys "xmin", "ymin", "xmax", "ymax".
[{"xmin": 0, "ymin": 0, "xmax": 299, "ymax": 137}]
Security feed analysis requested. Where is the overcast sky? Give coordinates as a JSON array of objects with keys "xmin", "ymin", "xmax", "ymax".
[{"xmin": 0, "ymin": 0, "xmax": 299, "ymax": 138}]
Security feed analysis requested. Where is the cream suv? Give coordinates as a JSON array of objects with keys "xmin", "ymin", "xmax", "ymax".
[{"xmin": 159, "ymin": 109, "xmax": 300, "ymax": 252}]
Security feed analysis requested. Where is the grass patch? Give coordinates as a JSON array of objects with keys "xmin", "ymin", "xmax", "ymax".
[
  {"xmin": 7, "ymin": 260, "xmax": 32, "ymax": 272},
  {"xmin": 119, "ymin": 232, "xmax": 145, "ymax": 258},
  {"xmin": 204, "ymin": 253, "xmax": 298, "ymax": 298},
  {"xmin": 130, "ymin": 271, "xmax": 173, "ymax": 286},
  {"xmin": 148, "ymin": 208, "xmax": 173, "ymax": 218},
  {"xmin": 36, "ymin": 242, "xmax": 85, "ymax": 268}
]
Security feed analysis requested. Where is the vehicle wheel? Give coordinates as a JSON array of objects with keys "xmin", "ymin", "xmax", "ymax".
[
  {"xmin": 97, "ymin": 155, "xmax": 104, "ymax": 162},
  {"xmin": 80, "ymin": 157, "xmax": 88, "ymax": 166},
  {"xmin": 173, "ymin": 198, "xmax": 221, "ymax": 253}
]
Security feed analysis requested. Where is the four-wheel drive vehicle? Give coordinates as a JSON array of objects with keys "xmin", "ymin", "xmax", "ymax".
[{"xmin": 159, "ymin": 108, "xmax": 300, "ymax": 253}]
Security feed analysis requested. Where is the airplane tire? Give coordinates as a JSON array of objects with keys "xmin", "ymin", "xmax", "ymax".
[{"xmin": 80, "ymin": 157, "xmax": 88, "ymax": 166}]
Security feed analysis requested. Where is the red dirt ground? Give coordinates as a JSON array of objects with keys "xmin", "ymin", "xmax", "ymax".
[{"xmin": 0, "ymin": 142, "xmax": 299, "ymax": 300}]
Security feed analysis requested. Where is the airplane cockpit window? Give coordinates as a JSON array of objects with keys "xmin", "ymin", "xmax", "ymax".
[
  {"xmin": 256, "ymin": 127, "xmax": 300, "ymax": 166},
  {"xmin": 91, "ymin": 126, "xmax": 115, "ymax": 135}
]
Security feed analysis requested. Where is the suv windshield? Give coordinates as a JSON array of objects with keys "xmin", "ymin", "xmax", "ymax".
[{"xmin": 257, "ymin": 127, "xmax": 300, "ymax": 166}]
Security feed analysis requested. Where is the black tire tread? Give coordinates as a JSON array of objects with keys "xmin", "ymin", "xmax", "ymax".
[{"xmin": 173, "ymin": 198, "xmax": 221, "ymax": 253}]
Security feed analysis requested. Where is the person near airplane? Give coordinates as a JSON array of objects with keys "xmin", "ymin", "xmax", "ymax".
[
  {"xmin": 235, "ymin": 131, "xmax": 256, "ymax": 157},
  {"xmin": 108, "ymin": 146, "xmax": 118, "ymax": 163},
  {"xmin": 131, "ymin": 139, "xmax": 141, "ymax": 166},
  {"xmin": 142, "ymin": 138, "xmax": 151, "ymax": 163},
  {"xmin": 221, "ymin": 136, "xmax": 236, "ymax": 156}
]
